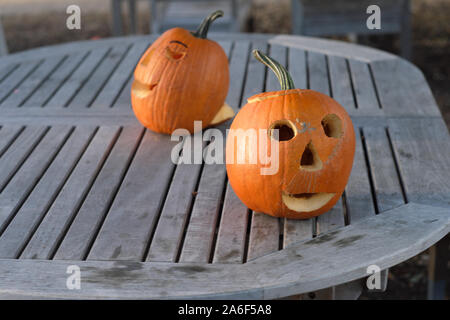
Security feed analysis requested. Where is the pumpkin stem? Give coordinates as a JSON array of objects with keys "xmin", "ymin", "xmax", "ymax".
[
  {"xmin": 253, "ymin": 50, "xmax": 295, "ymax": 90},
  {"xmin": 192, "ymin": 10, "xmax": 223, "ymax": 39}
]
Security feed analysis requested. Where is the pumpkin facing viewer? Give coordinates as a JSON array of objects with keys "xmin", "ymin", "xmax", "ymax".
[
  {"xmin": 131, "ymin": 10, "xmax": 233, "ymax": 134},
  {"xmin": 226, "ymin": 50, "xmax": 356, "ymax": 219}
]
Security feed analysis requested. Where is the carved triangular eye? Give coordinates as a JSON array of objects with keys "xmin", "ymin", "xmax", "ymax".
[
  {"xmin": 269, "ymin": 120, "xmax": 296, "ymax": 141},
  {"xmin": 321, "ymin": 114, "xmax": 343, "ymax": 138}
]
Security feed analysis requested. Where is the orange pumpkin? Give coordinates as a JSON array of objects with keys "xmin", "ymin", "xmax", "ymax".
[
  {"xmin": 131, "ymin": 10, "xmax": 234, "ymax": 134},
  {"xmin": 226, "ymin": 50, "xmax": 355, "ymax": 219}
]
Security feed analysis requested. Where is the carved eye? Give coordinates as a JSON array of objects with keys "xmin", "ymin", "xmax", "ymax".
[
  {"xmin": 269, "ymin": 120, "xmax": 297, "ymax": 141},
  {"xmin": 165, "ymin": 41, "xmax": 188, "ymax": 61},
  {"xmin": 321, "ymin": 114, "xmax": 343, "ymax": 138},
  {"xmin": 165, "ymin": 47, "xmax": 186, "ymax": 60}
]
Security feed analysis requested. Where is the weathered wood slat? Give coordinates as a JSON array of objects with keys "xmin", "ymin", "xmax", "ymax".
[
  {"xmin": 146, "ymin": 158, "xmax": 203, "ymax": 262},
  {"xmin": 19, "ymin": 126, "xmax": 120, "ymax": 259},
  {"xmin": 363, "ymin": 126, "xmax": 405, "ymax": 212},
  {"xmin": 347, "ymin": 59, "xmax": 380, "ymax": 113},
  {"xmin": 327, "ymin": 56, "xmax": 356, "ymax": 111},
  {"xmin": 0, "ymin": 60, "xmax": 41, "ymax": 103},
  {"xmin": 345, "ymin": 129, "xmax": 376, "ymax": 223},
  {"xmin": 307, "ymin": 51, "xmax": 330, "ymax": 95},
  {"xmin": 370, "ymin": 59, "xmax": 441, "ymax": 116},
  {"xmin": 0, "ymin": 64, "xmax": 18, "ymax": 84},
  {"xmin": 227, "ymin": 41, "xmax": 250, "ymax": 110},
  {"xmin": 284, "ymin": 218, "xmax": 313, "ymax": 248},
  {"xmin": 54, "ymin": 126, "xmax": 144, "ymax": 260},
  {"xmin": 23, "ymin": 53, "xmax": 87, "ymax": 107},
  {"xmin": 0, "ymin": 125, "xmax": 23, "ymax": 157},
  {"xmin": 93, "ymin": 42, "xmax": 150, "ymax": 108},
  {"xmin": 0, "ymin": 36, "xmax": 149, "ymax": 64},
  {"xmin": 0, "ymin": 203, "xmax": 447, "ymax": 299},
  {"xmin": 112, "ymin": 76, "xmax": 133, "ymax": 109},
  {"xmin": 67, "ymin": 46, "xmax": 130, "ymax": 109},
  {"xmin": 1, "ymin": 56, "xmax": 65, "ymax": 108},
  {"xmin": 247, "ymin": 213, "xmax": 280, "ymax": 261},
  {"xmin": 288, "ymin": 47, "xmax": 307, "ymax": 90},
  {"xmin": 178, "ymin": 158, "xmax": 227, "ymax": 263},
  {"xmin": 0, "ymin": 126, "xmax": 48, "ymax": 192},
  {"xmin": 388, "ymin": 118, "xmax": 450, "ymax": 207},
  {"xmin": 217, "ymin": 41, "xmax": 232, "ymax": 58},
  {"xmin": 45, "ymin": 47, "xmax": 109, "ymax": 107},
  {"xmin": 145, "ymin": 131, "xmax": 212, "ymax": 263},
  {"xmin": 213, "ymin": 183, "xmax": 249, "ymax": 264},
  {"xmin": 210, "ymin": 41, "xmax": 252, "ymax": 263},
  {"xmin": 0, "ymin": 126, "xmax": 72, "ymax": 234},
  {"xmin": 0, "ymin": 126, "xmax": 96, "ymax": 258},
  {"xmin": 269, "ymin": 35, "xmax": 396, "ymax": 63},
  {"xmin": 316, "ymin": 199, "xmax": 345, "ymax": 234},
  {"xmin": 87, "ymin": 131, "xmax": 176, "ymax": 261}
]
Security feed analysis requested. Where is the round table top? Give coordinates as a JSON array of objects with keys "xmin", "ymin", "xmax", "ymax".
[{"xmin": 0, "ymin": 33, "xmax": 449, "ymax": 299}]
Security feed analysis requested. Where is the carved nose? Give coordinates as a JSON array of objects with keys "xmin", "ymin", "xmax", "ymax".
[{"xmin": 300, "ymin": 141, "xmax": 322, "ymax": 171}]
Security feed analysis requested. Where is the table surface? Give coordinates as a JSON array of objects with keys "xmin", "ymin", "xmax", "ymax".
[{"xmin": 0, "ymin": 33, "xmax": 449, "ymax": 299}]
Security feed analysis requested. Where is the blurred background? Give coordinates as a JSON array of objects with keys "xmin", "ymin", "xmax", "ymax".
[{"xmin": 0, "ymin": 0, "xmax": 448, "ymax": 299}]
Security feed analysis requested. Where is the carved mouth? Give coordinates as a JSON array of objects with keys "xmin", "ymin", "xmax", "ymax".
[
  {"xmin": 131, "ymin": 80, "xmax": 158, "ymax": 98},
  {"xmin": 281, "ymin": 192, "xmax": 335, "ymax": 212}
]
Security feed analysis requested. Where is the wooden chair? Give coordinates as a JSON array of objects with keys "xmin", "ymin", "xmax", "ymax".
[
  {"xmin": 151, "ymin": 0, "xmax": 240, "ymax": 34},
  {"xmin": 110, "ymin": 0, "xmax": 250, "ymax": 35},
  {"xmin": 111, "ymin": 0, "xmax": 138, "ymax": 35},
  {"xmin": 291, "ymin": 0, "xmax": 411, "ymax": 59},
  {"xmin": 0, "ymin": 17, "xmax": 8, "ymax": 56}
]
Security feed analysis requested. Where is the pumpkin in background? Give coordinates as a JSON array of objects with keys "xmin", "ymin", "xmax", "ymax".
[
  {"xmin": 131, "ymin": 10, "xmax": 234, "ymax": 134},
  {"xmin": 225, "ymin": 50, "xmax": 355, "ymax": 219}
]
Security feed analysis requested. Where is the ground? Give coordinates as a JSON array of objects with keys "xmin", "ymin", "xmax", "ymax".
[{"xmin": 1, "ymin": 0, "xmax": 448, "ymax": 299}]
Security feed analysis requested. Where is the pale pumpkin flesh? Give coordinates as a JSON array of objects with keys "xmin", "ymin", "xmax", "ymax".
[
  {"xmin": 209, "ymin": 103, "xmax": 235, "ymax": 126},
  {"xmin": 281, "ymin": 192, "xmax": 336, "ymax": 213}
]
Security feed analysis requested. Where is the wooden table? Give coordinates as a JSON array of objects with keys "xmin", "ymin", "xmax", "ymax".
[{"xmin": 0, "ymin": 33, "xmax": 448, "ymax": 299}]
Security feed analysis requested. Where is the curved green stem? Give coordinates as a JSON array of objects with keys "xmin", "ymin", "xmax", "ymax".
[
  {"xmin": 192, "ymin": 10, "xmax": 223, "ymax": 39},
  {"xmin": 253, "ymin": 49, "xmax": 295, "ymax": 90}
]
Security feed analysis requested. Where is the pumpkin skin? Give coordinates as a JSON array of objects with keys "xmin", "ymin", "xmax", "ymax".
[
  {"xmin": 131, "ymin": 13, "xmax": 230, "ymax": 134},
  {"xmin": 226, "ymin": 51, "xmax": 355, "ymax": 219}
]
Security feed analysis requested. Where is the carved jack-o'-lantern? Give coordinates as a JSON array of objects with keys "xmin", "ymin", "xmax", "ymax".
[
  {"xmin": 226, "ymin": 50, "xmax": 355, "ymax": 219},
  {"xmin": 131, "ymin": 11, "xmax": 234, "ymax": 134}
]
